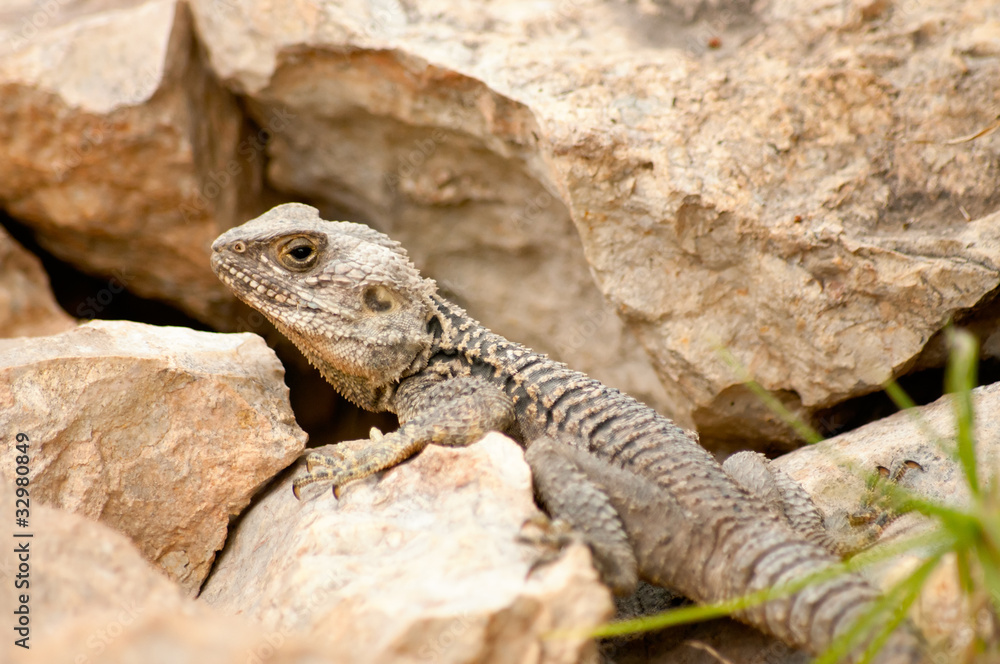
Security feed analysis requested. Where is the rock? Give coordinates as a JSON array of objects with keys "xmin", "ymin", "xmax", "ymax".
[
  {"xmin": 201, "ymin": 432, "xmax": 611, "ymax": 664},
  {"xmin": 772, "ymin": 382, "xmax": 1000, "ymax": 657},
  {"xmin": 0, "ymin": 0, "xmax": 258, "ymax": 325},
  {"xmin": 773, "ymin": 382, "xmax": 1000, "ymax": 544},
  {"xmin": 188, "ymin": 0, "xmax": 1000, "ymax": 451},
  {"xmin": 187, "ymin": 0, "xmax": 673, "ymax": 414},
  {"xmin": 0, "ymin": 480, "xmax": 336, "ymax": 664},
  {"xmin": 0, "ymin": 320, "xmax": 306, "ymax": 594},
  {"xmin": 0, "ymin": 224, "xmax": 75, "ymax": 338}
]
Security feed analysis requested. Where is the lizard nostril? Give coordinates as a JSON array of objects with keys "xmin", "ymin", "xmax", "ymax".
[{"xmin": 232, "ymin": 241, "xmax": 246, "ymax": 253}]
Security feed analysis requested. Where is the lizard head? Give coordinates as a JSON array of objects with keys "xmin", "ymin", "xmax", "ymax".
[{"xmin": 211, "ymin": 203, "xmax": 437, "ymax": 410}]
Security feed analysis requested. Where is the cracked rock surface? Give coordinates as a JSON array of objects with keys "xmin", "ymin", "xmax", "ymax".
[
  {"xmin": 202, "ymin": 432, "xmax": 611, "ymax": 664},
  {"xmin": 0, "ymin": 320, "xmax": 306, "ymax": 593}
]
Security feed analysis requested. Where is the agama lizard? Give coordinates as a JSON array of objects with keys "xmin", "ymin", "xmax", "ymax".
[{"xmin": 211, "ymin": 203, "xmax": 925, "ymax": 662}]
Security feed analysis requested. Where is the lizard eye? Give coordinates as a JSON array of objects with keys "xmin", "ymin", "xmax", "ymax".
[
  {"xmin": 279, "ymin": 237, "xmax": 318, "ymax": 270},
  {"xmin": 362, "ymin": 285, "xmax": 396, "ymax": 313}
]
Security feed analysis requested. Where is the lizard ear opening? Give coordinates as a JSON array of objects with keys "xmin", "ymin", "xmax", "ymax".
[{"xmin": 362, "ymin": 285, "xmax": 398, "ymax": 314}]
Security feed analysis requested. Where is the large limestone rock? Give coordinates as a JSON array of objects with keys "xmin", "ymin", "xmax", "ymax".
[
  {"xmin": 0, "ymin": 320, "xmax": 306, "ymax": 594},
  {"xmin": 0, "ymin": 480, "xmax": 336, "ymax": 664},
  {"xmin": 2, "ymin": 0, "xmax": 997, "ymax": 448},
  {"xmin": 0, "ymin": 0, "xmax": 258, "ymax": 324},
  {"xmin": 0, "ymin": 224, "xmax": 75, "ymax": 337},
  {"xmin": 185, "ymin": 0, "xmax": 675, "ymax": 413},
  {"xmin": 775, "ymin": 383, "xmax": 1000, "ymax": 531},
  {"xmin": 0, "ymin": 0, "xmax": 670, "ymax": 416},
  {"xmin": 189, "ymin": 0, "xmax": 1000, "ymax": 450},
  {"xmin": 202, "ymin": 432, "xmax": 611, "ymax": 664}
]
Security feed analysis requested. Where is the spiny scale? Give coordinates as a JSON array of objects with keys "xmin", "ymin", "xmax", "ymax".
[{"xmin": 211, "ymin": 204, "xmax": 925, "ymax": 663}]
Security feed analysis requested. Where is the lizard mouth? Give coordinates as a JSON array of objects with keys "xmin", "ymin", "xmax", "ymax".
[{"xmin": 211, "ymin": 252, "xmax": 310, "ymax": 311}]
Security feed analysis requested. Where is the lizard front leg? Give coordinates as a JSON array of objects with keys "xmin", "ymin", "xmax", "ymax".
[{"xmin": 293, "ymin": 375, "xmax": 515, "ymax": 498}]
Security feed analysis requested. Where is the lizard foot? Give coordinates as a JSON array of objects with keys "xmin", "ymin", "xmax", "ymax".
[
  {"xmin": 293, "ymin": 446, "xmax": 371, "ymax": 499},
  {"xmin": 823, "ymin": 458, "xmax": 924, "ymax": 556},
  {"xmin": 292, "ymin": 431, "xmax": 432, "ymax": 500},
  {"xmin": 517, "ymin": 514, "xmax": 580, "ymax": 578},
  {"xmin": 848, "ymin": 459, "xmax": 924, "ymax": 530},
  {"xmin": 723, "ymin": 451, "xmax": 925, "ymax": 557},
  {"xmin": 525, "ymin": 436, "xmax": 639, "ymax": 595},
  {"xmin": 292, "ymin": 462, "xmax": 345, "ymax": 500},
  {"xmin": 517, "ymin": 514, "xmax": 576, "ymax": 549}
]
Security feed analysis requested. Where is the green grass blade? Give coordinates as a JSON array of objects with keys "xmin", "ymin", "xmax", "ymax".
[
  {"xmin": 814, "ymin": 553, "xmax": 941, "ymax": 664},
  {"xmin": 857, "ymin": 554, "xmax": 940, "ymax": 664},
  {"xmin": 945, "ymin": 328, "xmax": 980, "ymax": 497},
  {"xmin": 883, "ymin": 378, "xmax": 950, "ymax": 453},
  {"xmin": 587, "ymin": 597, "xmax": 755, "ymax": 638},
  {"xmin": 716, "ymin": 347, "xmax": 824, "ymax": 445},
  {"xmin": 974, "ymin": 537, "xmax": 1000, "ymax": 604},
  {"xmin": 577, "ymin": 529, "xmax": 951, "ymax": 641},
  {"xmin": 956, "ymin": 549, "xmax": 975, "ymax": 595}
]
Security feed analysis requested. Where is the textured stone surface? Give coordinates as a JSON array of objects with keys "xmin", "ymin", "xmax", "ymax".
[
  {"xmin": 773, "ymin": 382, "xmax": 1000, "ymax": 657},
  {"xmin": 5, "ymin": 0, "xmax": 997, "ymax": 447},
  {"xmin": 202, "ymin": 432, "xmax": 611, "ymax": 664},
  {"xmin": 187, "ymin": 0, "xmax": 674, "ymax": 414},
  {"xmin": 189, "ymin": 0, "xmax": 1000, "ymax": 450},
  {"xmin": 774, "ymin": 382, "xmax": 1000, "ymax": 543},
  {"xmin": 0, "ymin": 320, "xmax": 306, "ymax": 594},
  {"xmin": 0, "ymin": 224, "xmax": 75, "ymax": 338},
  {"xmin": 0, "ymin": 480, "xmax": 336, "ymax": 664},
  {"xmin": 0, "ymin": 0, "xmax": 258, "ymax": 324}
]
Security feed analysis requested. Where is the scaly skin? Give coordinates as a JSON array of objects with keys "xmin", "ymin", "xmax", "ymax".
[{"xmin": 211, "ymin": 203, "xmax": 926, "ymax": 662}]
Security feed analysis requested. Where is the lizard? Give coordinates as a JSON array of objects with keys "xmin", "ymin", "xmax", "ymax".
[{"xmin": 210, "ymin": 202, "xmax": 926, "ymax": 663}]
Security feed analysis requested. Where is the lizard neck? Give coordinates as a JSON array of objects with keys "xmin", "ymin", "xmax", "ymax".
[
  {"xmin": 273, "ymin": 316, "xmax": 434, "ymax": 414},
  {"xmin": 426, "ymin": 294, "xmax": 549, "ymax": 439},
  {"xmin": 428, "ymin": 294, "xmax": 502, "ymax": 358}
]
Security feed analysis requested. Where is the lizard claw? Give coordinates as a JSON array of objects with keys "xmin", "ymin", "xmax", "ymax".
[
  {"xmin": 518, "ymin": 516, "xmax": 581, "ymax": 581},
  {"xmin": 848, "ymin": 459, "xmax": 924, "ymax": 529},
  {"xmin": 305, "ymin": 450, "xmax": 340, "ymax": 472},
  {"xmin": 291, "ymin": 434, "xmax": 419, "ymax": 502},
  {"xmin": 291, "ymin": 462, "xmax": 343, "ymax": 500},
  {"xmin": 291, "ymin": 474, "xmax": 343, "ymax": 501}
]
